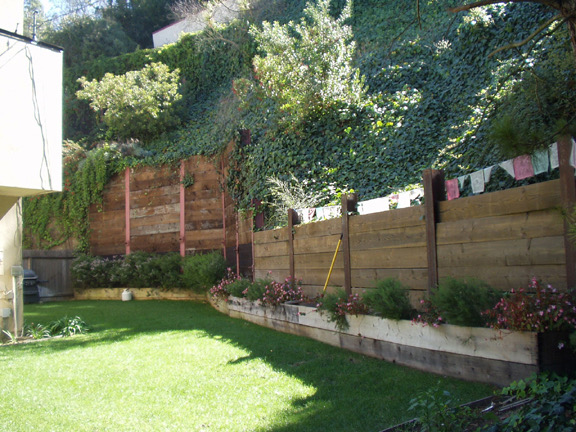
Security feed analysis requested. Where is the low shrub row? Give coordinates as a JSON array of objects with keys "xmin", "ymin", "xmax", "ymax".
[
  {"xmin": 210, "ymin": 274, "xmax": 576, "ymax": 344},
  {"xmin": 72, "ymin": 251, "xmax": 228, "ymax": 292}
]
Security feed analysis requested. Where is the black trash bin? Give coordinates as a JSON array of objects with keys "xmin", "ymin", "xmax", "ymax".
[{"xmin": 23, "ymin": 269, "xmax": 40, "ymax": 304}]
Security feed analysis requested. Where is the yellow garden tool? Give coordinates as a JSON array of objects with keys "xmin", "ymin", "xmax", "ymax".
[{"xmin": 323, "ymin": 233, "xmax": 343, "ymax": 293}]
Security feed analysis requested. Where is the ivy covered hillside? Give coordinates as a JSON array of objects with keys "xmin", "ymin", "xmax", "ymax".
[{"xmin": 25, "ymin": 0, "xmax": 576, "ymax": 249}]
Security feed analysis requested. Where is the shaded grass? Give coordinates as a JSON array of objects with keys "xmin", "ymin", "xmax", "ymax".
[{"xmin": 0, "ymin": 301, "xmax": 495, "ymax": 432}]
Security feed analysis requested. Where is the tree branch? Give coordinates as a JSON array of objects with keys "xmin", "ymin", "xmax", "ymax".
[
  {"xmin": 488, "ymin": 13, "xmax": 562, "ymax": 57},
  {"xmin": 449, "ymin": 0, "xmax": 561, "ymax": 14}
]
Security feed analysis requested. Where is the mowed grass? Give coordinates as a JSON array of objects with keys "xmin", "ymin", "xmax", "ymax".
[{"xmin": 0, "ymin": 301, "xmax": 494, "ymax": 432}]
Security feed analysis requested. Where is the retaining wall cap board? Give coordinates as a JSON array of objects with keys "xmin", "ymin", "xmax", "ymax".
[{"xmin": 75, "ymin": 287, "xmax": 206, "ymax": 301}]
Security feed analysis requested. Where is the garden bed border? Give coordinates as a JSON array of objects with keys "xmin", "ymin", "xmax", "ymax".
[{"xmin": 211, "ymin": 296, "xmax": 574, "ymax": 385}]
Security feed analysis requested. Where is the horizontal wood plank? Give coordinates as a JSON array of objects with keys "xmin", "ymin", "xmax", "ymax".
[
  {"xmin": 351, "ymin": 247, "xmax": 427, "ymax": 269},
  {"xmin": 437, "ymin": 209, "xmax": 563, "ymax": 245},
  {"xmin": 349, "ymin": 206, "xmax": 425, "ymax": 233},
  {"xmin": 438, "ymin": 180, "xmax": 561, "ymax": 222},
  {"xmin": 350, "ymin": 225, "xmax": 427, "ymax": 251},
  {"xmin": 437, "ymin": 237, "xmax": 565, "ymax": 268}
]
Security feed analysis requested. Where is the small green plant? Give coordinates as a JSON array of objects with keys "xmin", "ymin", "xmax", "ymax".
[
  {"xmin": 24, "ymin": 322, "xmax": 50, "ymax": 340},
  {"xmin": 499, "ymin": 373, "xmax": 576, "ymax": 431},
  {"xmin": 362, "ymin": 278, "xmax": 413, "ymax": 320},
  {"xmin": 47, "ymin": 316, "xmax": 91, "ymax": 337},
  {"xmin": 432, "ymin": 277, "xmax": 500, "ymax": 327},
  {"xmin": 1, "ymin": 330, "xmax": 17, "ymax": 344},
  {"xmin": 182, "ymin": 251, "xmax": 228, "ymax": 293},
  {"xmin": 180, "ymin": 173, "xmax": 195, "ymax": 188},
  {"xmin": 406, "ymin": 386, "xmax": 473, "ymax": 432}
]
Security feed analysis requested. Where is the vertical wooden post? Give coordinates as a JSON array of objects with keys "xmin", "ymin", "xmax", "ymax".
[
  {"xmin": 179, "ymin": 160, "xmax": 186, "ymax": 257},
  {"xmin": 288, "ymin": 208, "xmax": 298, "ymax": 282},
  {"xmin": 252, "ymin": 198, "xmax": 264, "ymax": 229},
  {"xmin": 124, "ymin": 167, "xmax": 131, "ymax": 255},
  {"xmin": 236, "ymin": 211, "xmax": 240, "ymax": 277},
  {"xmin": 251, "ymin": 198, "xmax": 262, "ymax": 282},
  {"xmin": 341, "ymin": 193, "xmax": 357, "ymax": 295},
  {"xmin": 221, "ymin": 157, "xmax": 227, "ymax": 260},
  {"xmin": 251, "ymin": 211, "xmax": 255, "ymax": 282},
  {"xmin": 422, "ymin": 169, "xmax": 445, "ymax": 294},
  {"xmin": 558, "ymin": 136, "xmax": 576, "ymax": 289}
]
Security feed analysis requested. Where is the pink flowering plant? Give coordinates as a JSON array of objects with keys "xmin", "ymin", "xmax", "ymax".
[
  {"xmin": 412, "ymin": 299, "xmax": 444, "ymax": 328},
  {"xmin": 210, "ymin": 273, "xmax": 305, "ymax": 307},
  {"xmin": 316, "ymin": 289, "xmax": 369, "ymax": 331},
  {"xmin": 259, "ymin": 277, "xmax": 305, "ymax": 307},
  {"xmin": 209, "ymin": 269, "xmax": 239, "ymax": 301},
  {"xmin": 484, "ymin": 278, "xmax": 576, "ymax": 333}
]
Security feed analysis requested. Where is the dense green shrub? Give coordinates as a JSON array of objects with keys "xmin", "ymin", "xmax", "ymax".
[
  {"xmin": 226, "ymin": 278, "xmax": 253, "ymax": 298},
  {"xmin": 363, "ymin": 278, "xmax": 413, "ymax": 320},
  {"xmin": 431, "ymin": 277, "xmax": 500, "ymax": 327},
  {"xmin": 181, "ymin": 251, "xmax": 228, "ymax": 293},
  {"xmin": 72, "ymin": 251, "xmax": 227, "ymax": 290},
  {"xmin": 77, "ymin": 62, "xmax": 183, "ymax": 140}
]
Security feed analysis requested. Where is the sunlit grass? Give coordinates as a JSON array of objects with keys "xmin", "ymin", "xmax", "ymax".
[{"xmin": 0, "ymin": 301, "xmax": 494, "ymax": 431}]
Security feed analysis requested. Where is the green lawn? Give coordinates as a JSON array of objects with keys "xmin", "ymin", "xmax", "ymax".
[{"xmin": 1, "ymin": 301, "xmax": 494, "ymax": 432}]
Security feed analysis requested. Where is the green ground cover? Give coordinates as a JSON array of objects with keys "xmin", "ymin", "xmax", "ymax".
[{"xmin": 0, "ymin": 301, "xmax": 493, "ymax": 432}]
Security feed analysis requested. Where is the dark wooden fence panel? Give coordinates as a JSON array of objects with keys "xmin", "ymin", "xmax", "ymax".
[{"xmin": 23, "ymin": 250, "xmax": 74, "ymax": 300}]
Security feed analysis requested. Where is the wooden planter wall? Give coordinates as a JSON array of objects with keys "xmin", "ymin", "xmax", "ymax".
[
  {"xmin": 254, "ymin": 139, "xmax": 576, "ymax": 299},
  {"xmin": 88, "ymin": 152, "xmax": 254, "ymax": 275}
]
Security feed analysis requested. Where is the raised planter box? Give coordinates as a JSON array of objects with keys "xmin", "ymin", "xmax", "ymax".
[
  {"xmin": 74, "ymin": 287, "xmax": 207, "ymax": 301},
  {"xmin": 212, "ymin": 296, "xmax": 575, "ymax": 385}
]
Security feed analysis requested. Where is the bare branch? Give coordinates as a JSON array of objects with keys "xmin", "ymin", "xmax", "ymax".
[
  {"xmin": 488, "ymin": 13, "xmax": 562, "ymax": 57},
  {"xmin": 449, "ymin": 0, "xmax": 561, "ymax": 14},
  {"xmin": 387, "ymin": 17, "xmax": 418, "ymax": 57}
]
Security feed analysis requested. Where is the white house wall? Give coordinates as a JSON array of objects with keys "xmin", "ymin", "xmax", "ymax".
[
  {"xmin": 0, "ymin": 33, "xmax": 63, "ymax": 197},
  {"xmin": 0, "ymin": 201, "xmax": 23, "ymax": 337}
]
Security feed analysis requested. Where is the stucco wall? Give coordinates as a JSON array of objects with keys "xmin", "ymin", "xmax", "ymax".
[
  {"xmin": 0, "ymin": 33, "xmax": 63, "ymax": 197},
  {"xmin": 0, "ymin": 202, "xmax": 23, "ymax": 337}
]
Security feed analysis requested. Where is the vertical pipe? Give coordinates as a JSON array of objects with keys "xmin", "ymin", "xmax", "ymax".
[
  {"xmin": 179, "ymin": 160, "xmax": 186, "ymax": 257},
  {"xmin": 124, "ymin": 167, "xmax": 131, "ymax": 255}
]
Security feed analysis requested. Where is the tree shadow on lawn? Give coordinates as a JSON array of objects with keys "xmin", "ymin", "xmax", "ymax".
[{"xmin": 22, "ymin": 300, "xmax": 494, "ymax": 432}]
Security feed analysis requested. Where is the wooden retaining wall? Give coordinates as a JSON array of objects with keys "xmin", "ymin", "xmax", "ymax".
[
  {"xmin": 254, "ymin": 141, "xmax": 576, "ymax": 299},
  {"xmin": 215, "ymin": 297, "xmax": 575, "ymax": 385},
  {"xmin": 89, "ymin": 152, "xmax": 254, "ymax": 276}
]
